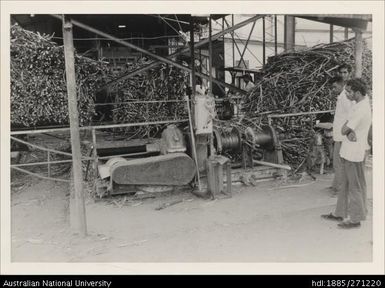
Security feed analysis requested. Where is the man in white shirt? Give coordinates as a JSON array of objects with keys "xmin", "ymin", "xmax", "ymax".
[
  {"xmin": 243, "ymin": 74, "xmax": 255, "ymax": 92},
  {"xmin": 330, "ymin": 66, "xmax": 353, "ymax": 194},
  {"xmin": 322, "ymin": 79, "xmax": 371, "ymax": 229}
]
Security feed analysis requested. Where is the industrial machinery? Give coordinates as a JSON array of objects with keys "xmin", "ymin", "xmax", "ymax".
[
  {"xmin": 94, "ymin": 91, "xmax": 288, "ymax": 197},
  {"xmin": 96, "ymin": 124, "xmax": 196, "ymax": 196},
  {"xmin": 213, "ymin": 124, "xmax": 284, "ymax": 167}
]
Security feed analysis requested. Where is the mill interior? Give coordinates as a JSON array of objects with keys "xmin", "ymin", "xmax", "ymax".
[{"xmin": 10, "ymin": 14, "xmax": 372, "ymax": 234}]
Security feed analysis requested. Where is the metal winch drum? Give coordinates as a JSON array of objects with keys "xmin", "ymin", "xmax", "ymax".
[{"xmin": 213, "ymin": 125, "xmax": 278, "ymax": 154}]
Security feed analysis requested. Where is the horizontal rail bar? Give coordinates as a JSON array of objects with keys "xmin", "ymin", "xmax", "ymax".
[
  {"xmin": 98, "ymin": 151, "xmax": 154, "ymax": 160},
  {"xmin": 11, "ymin": 119, "xmax": 188, "ymax": 135},
  {"xmin": 252, "ymin": 159, "xmax": 292, "ymax": 170},
  {"xmin": 268, "ymin": 110, "xmax": 335, "ymax": 118},
  {"xmin": 11, "ymin": 167, "xmax": 71, "ymax": 183},
  {"xmin": 10, "ymin": 158, "xmax": 94, "ymax": 167},
  {"xmin": 87, "ymin": 119, "xmax": 188, "ymax": 130},
  {"xmin": 94, "ymin": 99, "xmax": 187, "ymax": 106},
  {"xmin": 11, "ymin": 136, "xmax": 73, "ymax": 157}
]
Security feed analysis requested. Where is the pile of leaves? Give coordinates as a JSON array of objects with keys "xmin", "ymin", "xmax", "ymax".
[{"xmin": 243, "ymin": 39, "xmax": 372, "ymax": 168}]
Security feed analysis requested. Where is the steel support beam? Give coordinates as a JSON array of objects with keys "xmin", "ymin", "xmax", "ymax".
[
  {"xmin": 208, "ymin": 15, "xmax": 213, "ymax": 94},
  {"xmin": 262, "ymin": 16, "xmax": 266, "ymax": 66},
  {"xmin": 232, "ymin": 15, "xmax": 235, "ymax": 68},
  {"xmin": 224, "ymin": 18, "xmax": 262, "ymax": 67},
  {"xmin": 190, "ymin": 16, "xmax": 196, "ymax": 96},
  {"xmin": 274, "ymin": 15, "xmax": 278, "ymax": 55},
  {"xmin": 329, "ymin": 24, "xmax": 334, "ymax": 43},
  {"xmin": 50, "ymin": 14, "xmax": 248, "ymax": 94},
  {"xmin": 97, "ymin": 14, "xmax": 265, "ymax": 87},
  {"xmin": 223, "ymin": 18, "xmax": 248, "ymax": 67},
  {"xmin": 284, "ymin": 15, "xmax": 296, "ymax": 52},
  {"xmin": 236, "ymin": 20, "xmax": 257, "ymax": 68}
]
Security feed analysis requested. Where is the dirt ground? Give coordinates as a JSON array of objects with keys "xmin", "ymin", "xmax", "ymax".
[{"xmin": 10, "ymin": 162, "xmax": 373, "ymax": 263}]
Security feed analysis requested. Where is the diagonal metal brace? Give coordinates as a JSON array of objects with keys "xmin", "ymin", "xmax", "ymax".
[{"xmin": 50, "ymin": 14, "xmax": 260, "ymax": 95}]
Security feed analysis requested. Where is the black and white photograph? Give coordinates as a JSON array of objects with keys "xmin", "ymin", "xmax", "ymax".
[{"xmin": 1, "ymin": 1, "xmax": 384, "ymax": 275}]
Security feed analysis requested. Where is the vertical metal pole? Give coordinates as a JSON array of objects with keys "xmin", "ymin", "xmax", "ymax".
[
  {"xmin": 188, "ymin": 15, "xmax": 202, "ymax": 191},
  {"xmin": 47, "ymin": 151, "xmax": 51, "ymax": 177},
  {"xmin": 62, "ymin": 15, "xmax": 87, "ymax": 237},
  {"xmin": 190, "ymin": 16, "xmax": 196, "ymax": 96},
  {"xmin": 329, "ymin": 24, "xmax": 334, "ymax": 43},
  {"xmin": 232, "ymin": 14, "xmax": 235, "ymax": 67},
  {"xmin": 354, "ymin": 29, "xmax": 363, "ymax": 78},
  {"xmin": 91, "ymin": 128, "xmax": 98, "ymax": 182},
  {"xmin": 274, "ymin": 15, "xmax": 278, "ymax": 55},
  {"xmin": 185, "ymin": 95, "xmax": 202, "ymax": 192},
  {"xmin": 208, "ymin": 15, "xmax": 213, "ymax": 94},
  {"xmin": 344, "ymin": 27, "xmax": 349, "ymax": 40},
  {"xmin": 284, "ymin": 15, "xmax": 295, "ymax": 52},
  {"xmin": 142, "ymin": 33, "xmax": 145, "ymax": 51},
  {"xmin": 96, "ymin": 38, "xmax": 101, "ymax": 60},
  {"xmin": 262, "ymin": 16, "xmax": 266, "ymax": 66},
  {"xmin": 222, "ymin": 17, "xmax": 226, "ymax": 86},
  {"xmin": 222, "ymin": 17, "xmax": 225, "ymax": 43},
  {"xmin": 208, "ymin": 15, "xmax": 215, "ymax": 157}
]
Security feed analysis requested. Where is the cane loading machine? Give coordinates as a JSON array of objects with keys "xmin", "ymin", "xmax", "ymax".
[{"xmin": 94, "ymin": 92, "xmax": 289, "ymax": 197}]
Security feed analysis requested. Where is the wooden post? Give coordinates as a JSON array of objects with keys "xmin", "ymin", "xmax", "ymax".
[
  {"xmin": 62, "ymin": 15, "xmax": 87, "ymax": 236},
  {"xmin": 344, "ymin": 27, "xmax": 349, "ymax": 40},
  {"xmin": 329, "ymin": 24, "xmax": 334, "ymax": 43},
  {"xmin": 354, "ymin": 29, "xmax": 363, "ymax": 78}
]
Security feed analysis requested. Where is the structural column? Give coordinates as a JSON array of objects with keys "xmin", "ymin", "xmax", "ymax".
[
  {"xmin": 284, "ymin": 15, "xmax": 295, "ymax": 52},
  {"xmin": 274, "ymin": 15, "xmax": 278, "ymax": 55},
  {"xmin": 208, "ymin": 15, "xmax": 213, "ymax": 94},
  {"xmin": 262, "ymin": 16, "xmax": 266, "ymax": 66},
  {"xmin": 62, "ymin": 15, "xmax": 87, "ymax": 236},
  {"xmin": 190, "ymin": 16, "xmax": 196, "ymax": 96}
]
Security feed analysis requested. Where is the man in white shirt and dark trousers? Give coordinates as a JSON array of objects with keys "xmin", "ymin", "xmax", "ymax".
[
  {"xmin": 330, "ymin": 65, "xmax": 353, "ymax": 194},
  {"xmin": 322, "ymin": 79, "xmax": 372, "ymax": 229}
]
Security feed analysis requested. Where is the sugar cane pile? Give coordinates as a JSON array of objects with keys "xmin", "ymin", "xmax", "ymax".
[
  {"xmin": 107, "ymin": 62, "xmax": 189, "ymax": 138},
  {"xmin": 11, "ymin": 23, "xmax": 188, "ymax": 139},
  {"xmin": 10, "ymin": 23, "xmax": 110, "ymax": 128},
  {"xmin": 243, "ymin": 39, "xmax": 372, "ymax": 169}
]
